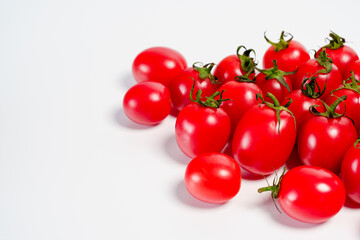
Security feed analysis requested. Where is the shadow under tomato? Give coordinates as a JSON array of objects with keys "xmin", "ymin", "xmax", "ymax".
[
  {"xmin": 175, "ymin": 181, "xmax": 224, "ymax": 209},
  {"xmin": 261, "ymin": 196, "xmax": 322, "ymax": 229},
  {"xmin": 120, "ymin": 72, "xmax": 136, "ymax": 89},
  {"xmin": 113, "ymin": 108, "xmax": 154, "ymax": 130},
  {"xmin": 163, "ymin": 135, "xmax": 191, "ymax": 165}
]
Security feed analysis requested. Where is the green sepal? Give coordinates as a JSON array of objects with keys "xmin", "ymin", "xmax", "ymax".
[
  {"xmin": 192, "ymin": 62, "xmax": 220, "ymax": 84},
  {"xmin": 309, "ymin": 95, "xmax": 347, "ymax": 118},
  {"xmin": 323, "ymin": 31, "xmax": 345, "ymax": 50},
  {"xmin": 264, "ymin": 31, "xmax": 293, "ymax": 52}
]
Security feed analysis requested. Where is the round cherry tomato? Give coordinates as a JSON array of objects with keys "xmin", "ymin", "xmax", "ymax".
[
  {"xmin": 214, "ymin": 46, "xmax": 256, "ymax": 86},
  {"xmin": 263, "ymin": 31, "xmax": 310, "ymax": 78},
  {"xmin": 256, "ymin": 61, "xmax": 292, "ymax": 103},
  {"xmin": 317, "ymin": 32, "xmax": 359, "ymax": 79},
  {"xmin": 344, "ymin": 60, "xmax": 360, "ymax": 80},
  {"xmin": 123, "ymin": 82, "xmax": 171, "ymax": 125},
  {"xmin": 297, "ymin": 97, "xmax": 358, "ymax": 173},
  {"xmin": 292, "ymin": 50, "xmax": 342, "ymax": 100},
  {"xmin": 184, "ymin": 152, "xmax": 241, "ymax": 204},
  {"xmin": 168, "ymin": 63, "xmax": 217, "ymax": 112},
  {"xmin": 175, "ymin": 100, "xmax": 231, "ymax": 158},
  {"xmin": 132, "ymin": 47, "xmax": 187, "ymax": 86},
  {"xmin": 217, "ymin": 80, "xmax": 263, "ymax": 134},
  {"xmin": 325, "ymin": 75, "xmax": 360, "ymax": 135},
  {"xmin": 232, "ymin": 93, "xmax": 296, "ymax": 175},
  {"xmin": 341, "ymin": 140, "xmax": 360, "ymax": 204},
  {"xmin": 259, "ymin": 166, "xmax": 346, "ymax": 224}
]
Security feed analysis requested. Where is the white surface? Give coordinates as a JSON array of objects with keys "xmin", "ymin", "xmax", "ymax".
[{"xmin": 1, "ymin": 0, "xmax": 360, "ymax": 239}]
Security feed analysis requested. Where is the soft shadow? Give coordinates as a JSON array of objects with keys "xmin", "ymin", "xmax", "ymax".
[
  {"xmin": 285, "ymin": 144, "xmax": 303, "ymax": 170},
  {"xmin": 241, "ymin": 168, "xmax": 267, "ymax": 180},
  {"xmin": 121, "ymin": 72, "xmax": 136, "ymax": 89},
  {"xmin": 164, "ymin": 135, "xmax": 191, "ymax": 165},
  {"xmin": 175, "ymin": 181, "xmax": 223, "ymax": 209},
  {"xmin": 114, "ymin": 108, "xmax": 153, "ymax": 130},
  {"xmin": 260, "ymin": 196, "xmax": 321, "ymax": 228}
]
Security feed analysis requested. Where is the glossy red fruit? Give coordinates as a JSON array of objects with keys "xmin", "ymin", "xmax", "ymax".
[
  {"xmin": 168, "ymin": 63, "xmax": 217, "ymax": 112},
  {"xmin": 316, "ymin": 32, "xmax": 359, "ymax": 79},
  {"xmin": 341, "ymin": 140, "xmax": 360, "ymax": 204},
  {"xmin": 185, "ymin": 152, "xmax": 241, "ymax": 204},
  {"xmin": 297, "ymin": 96, "xmax": 358, "ymax": 173},
  {"xmin": 132, "ymin": 47, "xmax": 187, "ymax": 86},
  {"xmin": 259, "ymin": 166, "xmax": 346, "ymax": 224},
  {"xmin": 123, "ymin": 82, "xmax": 171, "ymax": 125},
  {"xmin": 232, "ymin": 93, "xmax": 296, "ymax": 175},
  {"xmin": 263, "ymin": 31, "xmax": 310, "ymax": 78},
  {"xmin": 344, "ymin": 60, "xmax": 360, "ymax": 81}
]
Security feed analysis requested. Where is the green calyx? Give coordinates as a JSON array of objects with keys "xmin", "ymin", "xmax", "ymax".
[
  {"xmin": 332, "ymin": 71, "xmax": 360, "ymax": 95},
  {"xmin": 256, "ymin": 60, "xmax": 295, "ymax": 93},
  {"xmin": 301, "ymin": 75, "xmax": 326, "ymax": 99},
  {"xmin": 315, "ymin": 48, "xmax": 333, "ymax": 74},
  {"xmin": 309, "ymin": 95, "xmax": 347, "ymax": 118},
  {"xmin": 192, "ymin": 62, "xmax": 219, "ymax": 84},
  {"xmin": 323, "ymin": 31, "xmax": 345, "ymax": 50},
  {"xmin": 264, "ymin": 31, "xmax": 293, "ymax": 52},
  {"xmin": 236, "ymin": 45, "xmax": 257, "ymax": 74},
  {"xmin": 189, "ymin": 78, "xmax": 230, "ymax": 108},
  {"xmin": 354, "ymin": 138, "xmax": 360, "ymax": 149},
  {"xmin": 256, "ymin": 92, "xmax": 296, "ymax": 133},
  {"xmin": 258, "ymin": 168, "xmax": 287, "ymax": 213}
]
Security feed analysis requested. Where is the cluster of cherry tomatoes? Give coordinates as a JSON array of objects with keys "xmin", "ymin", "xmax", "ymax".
[{"xmin": 123, "ymin": 31, "xmax": 360, "ymax": 224}]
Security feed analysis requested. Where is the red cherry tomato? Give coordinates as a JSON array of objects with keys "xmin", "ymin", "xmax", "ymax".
[
  {"xmin": 292, "ymin": 51, "xmax": 343, "ymax": 100},
  {"xmin": 123, "ymin": 82, "xmax": 171, "ymax": 125},
  {"xmin": 214, "ymin": 46, "xmax": 256, "ymax": 86},
  {"xmin": 232, "ymin": 93, "xmax": 296, "ymax": 175},
  {"xmin": 175, "ymin": 101, "xmax": 231, "ymax": 158},
  {"xmin": 263, "ymin": 31, "xmax": 310, "ymax": 78},
  {"xmin": 344, "ymin": 60, "xmax": 360, "ymax": 80},
  {"xmin": 341, "ymin": 140, "xmax": 360, "ymax": 204},
  {"xmin": 132, "ymin": 47, "xmax": 187, "ymax": 86},
  {"xmin": 297, "ymin": 96, "xmax": 358, "ymax": 173},
  {"xmin": 168, "ymin": 63, "xmax": 217, "ymax": 112},
  {"xmin": 317, "ymin": 32, "xmax": 359, "ymax": 79},
  {"xmin": 184, "ymin": 152, "xmax": 241, "ymax": 204},
  {"xmin": 259, "ymin": 166, "xmax": 346, "ymax": 224},
  {"xmin": 217, "ymin": 80, "xmax": 263, "ymax": 133}
]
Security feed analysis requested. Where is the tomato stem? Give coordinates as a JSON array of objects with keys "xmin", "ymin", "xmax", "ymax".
[
  {"xmin": 300, "ymin": 75, "xmax": 326, "ymax": 99},
  {"xmin": 264, "ymin": 31, "xmax": 293, "ymax": 52},
  {"xmin": 323, "ymin": 31, "xmax": 345, "ymax": 50},
  {"xmin": 236, "ymin": 45, "xmax": 257, "ymax": 74},
  {"xmin": 192, "ymin": 62, "xmax": 220, "ymax": 84},
  {"xmin": 315, "ymin": 48, "xmax": 333, "ymax": 74},
  {"xmin": 331, "ymin": 71, "xmax": 360, "ymax": 95},
  {"xmin": 309, "ymin": 95, "xmax": 347, "ymax": 118}
]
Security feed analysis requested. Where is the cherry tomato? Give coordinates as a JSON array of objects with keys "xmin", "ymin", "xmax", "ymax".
[
  {"xmin": 259, "ymin": 166, "xmax": 346, "ymax": 224},
  {"xmin": 297, "ymin": 96, "xmax": 358, "ymax": 173},
  {"xmin": 344, "ymin": 60, "xmax": 360, "ymax": 80},
  {"xmin": 168, "ymin": 63, "xmax": 217, "ymax": 112},
  {"xmin": 341, "ymin": 140, "xmax": 360, "ymax": 204},
  {"xmin": 214, "ymin": 46, "xmax": 256, "ymax": 86},
  {"xmin": 256, "ymin": 60, "xmax": 292, "ymax": 103},
  {"xmin": 292, "ymin": 50, "xmax": 342, "ymax": 100},
  {"xmin": 325, "ymin": 74, "xmax": 360, "ymax": 135},
  {"xmin": 132, "ymin": 47, "xmax": 187, "ymax": 86},
  {"xmin": 217, "ymin": 80, "xmax": 263, "ymax": 134},
  {"xmin": 184, "ymin": 152, "xmax": 241, "ymax": 204},
  {"xmin": 175, "ymin": 92, "xmax": 231, "ymax": 158},
  {"xmin": 263, "ymin": 31, "xmax": 310, "ymax": 78},
  {"xmin": 232, "ymin": 93, "xmax": 296, "ymax": 175},
  {"xmin": 317, "ymin": 32, "xmax": 359, "ymax": 79},
  {"xmin": 123, "ymin": 82, "xmax": 171, "ymax": 125}
]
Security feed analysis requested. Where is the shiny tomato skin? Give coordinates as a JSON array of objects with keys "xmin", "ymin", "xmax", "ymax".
[
  {"xmin": 341, "ymin": 142, "xmax": 360, "ymax": 204},
  {"xmin": 325, "ymin": 89, "xmax": 360, "ymax": 135},
  {"xmin": 292, "ymin": 59, "xmax": 343, "ymax": 99},
  {"xmin": 282, "ymin": 89, "xmax": 324, "ymax": 131},
  {"xmin": 123, "ymin": 82, "xmax": 171, "ymax": 125},
  {"xmin": 217, "ymin": 81, "xmax": 263, "ymax": 133},
  {"xmin": 232, "ymin": 104, "xmax": 296, "ymax": 175},
  {"xmin": 168, "ymin": 67, "xmax": 217, "ymax": 112},
  {"xmin": 184, "ymin": 152, "xmax": 241, "ymax": 204},
  {"xmin": 263, "ymin": 40, "xmax": 310, "ymax": 75},
  {"xmin": 132, "ymin": 47, "xmax": 187, "ymax": 86},
  {"xmin": 278, "ymin": 166, "xmax": 346, "ymax": 224},
  {"xmin": 318, "ymin": 46, "xmax": 359, "ymax": 79},
  {"xmin": 297, "ymin": 116, "xmax": 357, "ymax": 173},
  {"xmin": 214, "ymin": 55, "xmax": 255, "ymax": 86},
  {"xmin": 175, "ymin": 103, "xmax": 231, "ymax": 158},
  {"xmin": 256, "ymin": 72, "xmax": 292, "ymax": 103},
  {"xmin": 344, "ymin": 60, "xmax": 360, "ymax": 80}
]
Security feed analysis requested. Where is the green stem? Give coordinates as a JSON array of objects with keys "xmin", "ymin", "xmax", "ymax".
[{"xmin": 264, "ymin": 31, "xmax": 293, "ymax": 52}]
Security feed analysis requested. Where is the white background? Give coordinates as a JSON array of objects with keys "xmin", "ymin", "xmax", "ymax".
[{"xmin": 1, "ymin": 0, "xmax": 360, "ymax": 239}]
